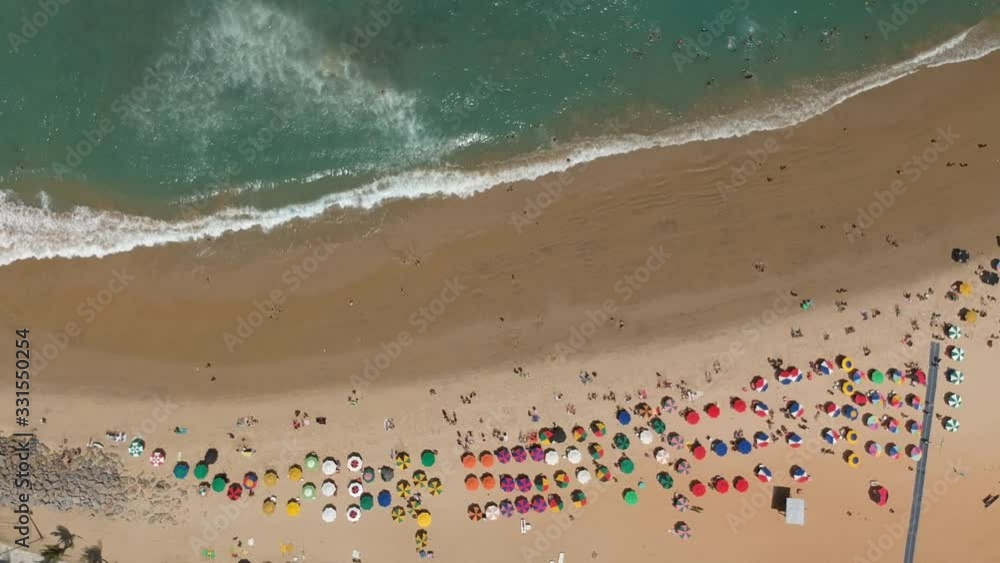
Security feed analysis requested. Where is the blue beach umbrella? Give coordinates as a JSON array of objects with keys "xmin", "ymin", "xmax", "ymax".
[
  {"xmin": 616, "ymin": 409, "xmax": 631, "ymax": 425},
  {"xmin": 735, "ymin": 439, "xmax": 752, "ymax": 455},
  {"xmin": 711, "ymin": 440, "xmax": 728, "ymax": 457}
]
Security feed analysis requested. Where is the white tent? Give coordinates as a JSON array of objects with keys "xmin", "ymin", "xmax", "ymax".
[{"xmin": 785, "ymin": 498, "xmax": 805, "ymax": 526}]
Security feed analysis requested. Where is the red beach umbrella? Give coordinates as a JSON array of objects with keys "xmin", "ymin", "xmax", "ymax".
[
  {"xmin": 689, "ymin": 480, "xmax": 707, "ymax": 497},
  {"xmin": 731, "ymin": 398, "xmax": 747, "ymax": 413},
  {"xmin": 712, "ymin": 477, "xmax": 729, "ymax": 494},
  {"xmin": 691, "ymin": 443, "xmax": 706, "ymax": 461},
  {"xmin": 705, "ymin": 404, "xmax": 721, "ymax": 419},
  {"xmin": 733, "ymin": 476, "xmax": 750, "ymax": 493},
  {"xmin": 684, "ymin": 410, "xmax": 700, "ymax": 425}
]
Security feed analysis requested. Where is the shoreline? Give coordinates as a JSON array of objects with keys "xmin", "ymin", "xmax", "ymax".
[{"xmin": 3, "ymin": 21, "xmax": 999, "ymax": 267}]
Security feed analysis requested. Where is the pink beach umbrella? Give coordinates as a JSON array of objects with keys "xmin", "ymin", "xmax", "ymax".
[
  {"xmin": 661, "ymin": 396, "xmax": 678, "ymax": 414},
  {"xmin": 149, "ymin": 448, "xmax": 166, "ymax": 467},
  {"xmin": 866, "ymin": 441, "xmax": 882, "ymax": 457},
  {"xmin": 675, "ymin": 459, "xmax": 691, "ymax": 475}
]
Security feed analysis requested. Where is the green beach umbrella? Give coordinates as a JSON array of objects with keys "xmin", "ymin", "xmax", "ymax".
[
  {"xmin": 128, "ymin": 438, "xmax": 145, "ymax": 457},
  {"xmin": 421, "ymin": 450, "xmax": 436, "ymax": 467},
  {"xmin": 194, "ymin": 462, "xmax": 209, "ymax": 480},
  {"xmin": 362, "ymin": 467, "xmax": 376, "ymax": 483},
  {"xmin": 945, "ymin": 392, "xmax": 963, "ymax": 408},
  {"xmin": 650, "ymin": 417, "xmax": 667, "ymax": 434},
  {"xmin": 870, "ymin": 370, "xmax": 885, "ymax": 385},
  {"xmin": 302, "ymin": 482, "xmax": 316, "ymax": 500},
  {"xmin": 622, "ymin": 488, "xmax": 638, "ymax": 506},
  {"xmin": 657, "ymin": 472, "xmax": 675, "ymax": 490},
  {"xmin": 612, "ymin": 433, "xmax": 630, "ymax": 450},
  {"xmin": 947, "ymin": 369, "xmax": 965, "ymax": 384},
  {"xmin": 950, "ymin": 347, "xmax": 966, "ymax": 361},
  {"xmin": 943, "ymin": 417, "xmax": 960, "ymax": 432},
  {"xmin": 360, "ymin": 492, "xmax": 374, "ymax": 510},
  {"xmin": 304, "ymin": 453, "xmax": 320, "ymax": 471},
  {"xmin": 211, "ymin": 475, "xmax": 227, "ymax": 493},
  {"xmin": 948, "ymin": 325, "xmax": 962, "ymax": 340},
  {"xmin": 173, "ymin": 462, "xmax": 189, "ymax": 480},
  {"xmin": 618, "ymin": 456, "xmax": 635, "ymax": 475}
]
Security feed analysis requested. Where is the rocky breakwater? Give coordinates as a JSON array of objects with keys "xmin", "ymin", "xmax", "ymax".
[{"xmin": 0, "ymin": 436, "xmax": 188, "ymax": 525}]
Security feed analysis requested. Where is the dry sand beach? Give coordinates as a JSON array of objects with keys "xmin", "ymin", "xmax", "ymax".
[{"xmin": 3, "ymin": 49, "xmax": 1000, "ymax": 563}]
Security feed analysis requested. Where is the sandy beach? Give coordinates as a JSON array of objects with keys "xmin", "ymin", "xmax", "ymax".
[{"xmin": 2, "ymin": 49, "xmax": 1000, "ymax": 563}]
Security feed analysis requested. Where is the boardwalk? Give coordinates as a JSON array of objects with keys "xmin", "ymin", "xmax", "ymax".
[{"xmin": 902, "ymin": 341, "xmax": 941, "ymax": 563}]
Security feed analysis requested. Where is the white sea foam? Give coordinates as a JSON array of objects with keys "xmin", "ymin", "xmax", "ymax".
[{"xmin": 2, "ymin": 24, "xmax": 999, "ymax": 267}]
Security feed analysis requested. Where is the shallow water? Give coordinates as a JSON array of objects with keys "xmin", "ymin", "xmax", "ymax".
[{"xmin": 0, "ymin": 0, "xmax": 997, "ymax": 264}]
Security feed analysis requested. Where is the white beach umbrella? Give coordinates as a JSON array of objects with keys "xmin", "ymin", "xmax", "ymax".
[
  {"xmin": 346, "ymin": 504, "xmax": 361, "ymax": 523},
  {"xmin": 322, "ymin": 505, "xmax": 337, "ymax": 523},
  {"xmin": 322, "ymin": 459, "xmax": 339, "ymax": 475},
  {"xmin": 565, "ymin": 447, "xmax": 582, "ymax": 465},
  {"xmin": 347, "ymin": 453, "xmax": 363, "ymax": 472},
  {"xmin": 322, "ymin": 480, "xmax": 337, "ymax": 497},
  {"xmin": 654, "ymin": 448, "xmax": 670, "ymax": 465},
  {"xmin": 638, "ymin": 429, "xmax": 654, "ymax": 445},
  {"xmin": 485, "ymin": 504, "xmax": 500, "ymax": 521},
  {"xmin": 544, "ymin": 449, "xmax": 559, "ymax": 466},
  {"xmin": 348, "ymin": 479, "xmax": 363, "ymax": 498},
  {"xmin": 575, "ymin": 468, "xmax": 592, "ymax": 485}
]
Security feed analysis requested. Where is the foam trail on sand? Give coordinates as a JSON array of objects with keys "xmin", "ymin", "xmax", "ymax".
[{"xmin": 2, "ymin": 25, "xmax": 999, "ymax": 268}]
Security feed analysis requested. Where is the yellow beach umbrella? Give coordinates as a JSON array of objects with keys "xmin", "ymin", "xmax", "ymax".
[
  {"xmin": 427, "ymin": 477, "xmax": 443, "ymax": 496},
  {"xmin": 391, "ymin": 506, "xmax": 406, "ymax": 522},
  {"xmin": 840, "ymin": 381, "xmax": 855, "ymax": 396},
  {"xmin": 413, "ymin": 470, "xmax": 428, "ymax": 488},
  {"xmin": 288, "ymin": 465, "xmax": 303, "ymax": 481},
  {"xmin": 397, "ymin": 480, "xmax": 412, "ymax": 498},
  {"xmin": 395, "ymin": 451, "xmax": 411, "ymax": 470},
  {"xmin": 415, "ymin": 529, "xmax": 429, "ymax": 548},
  {"xmin": 262, "ymin": 498, "xmax": 276, "ymax": 515},
  {"xmin": 286, "ymin": 499, "xmax": 301, "ymax": 517},
  {"xmin": 416, "ymin": 510, "xmax": 432, "ymax": 529},
  {"xmin": 264, "ymin": 469, "xmax": 279, "ymax": 487},
  {"xmin": 963, "ymin": 309, "xmax": 978, "ymax": 323},
  {"xmin": 959, "ymin": 282, "xmax": 972, "ymax": 296},
  {"xmin": 844, "ymin": 429, "xmax": 859, "ymax": 444},
  {"xmin": 840, "ymin": 357, "xmax": 854, "ymax": 371},
  {"xmin": 846, "ymin": 453, "xmax": 860, "ymax": 468}
]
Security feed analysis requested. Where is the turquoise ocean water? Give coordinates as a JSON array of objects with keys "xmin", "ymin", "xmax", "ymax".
[{"xmin": 0, "ymin": 0, "xmax": 998, "ymax": 265}]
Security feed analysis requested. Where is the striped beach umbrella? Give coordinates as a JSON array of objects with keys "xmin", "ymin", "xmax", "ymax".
[
  {"xmin": 888, "ymin": 369, "xmax": 903, "ymax": 384},
  {"xmin": 672, "ymin": 493, "xmax": 689, "ymax": 511},
  {"xmin": 786, "ymin": 433, "xmax": 803, "ymax": 448},
  {"xmin": 572, "ymin": 425, "xmax": 588, "ymax": 442},
  {"xmin": 791, "ymin": 466, "xmax": 811, "ymax": 483},
  {"xmin": 950, "ymin": 347, "xmax": 965, "ymax": 362},
  {"xmin": 514, "ymin": 496, "xmax": 530, "ymax": 514},
  {"xmin": 554, "ymin": 470, "xmax": 570, "ymax": 488},
  {"xmin": 943, "ymin": 417, "xmax": 960, "ymax": 432},
  {"xmin": 589, "ymin": 443, "xmax": 605, "ymax": 460},
  {"xmin": 755, "ymin": 464, "xmax": 772, "ymax": 483},
  {"xmin": 667, "ymin": 432, "xmax": 684, "ymax": 449},
  {"xmin": 823, "ymin": 402, "xmax": 841, "ymax": 417},
  {"xmin": 787, "ymin": 400, "xmax": 804, "ymax": 418},
  {"xmin": 547, "ymin": 494, "xmax": 564, "ymax": 513},
  {"xmin": 675, "ymin": 459, "xmax": 691, "ymax": 475},
  {"xmin": 907, "ymin": 444, "xmax": 923, "ymax": 460},
  {"xmin": 661, "ymin": 397, "xmax": 678, "ymax": 413},
  {"xmin": 945, "ymin": 392, "xmax": 962, "ymax": 408},
  {"xmin": 511, "ymin": 446, "xmax": 528, "ymax": 463},
  {"xmin": 657, "ymin": 472, "xmax": 675, "ymax": 490},
  {"xmin": 849, "ymin": 370, "xmax": 863, "ymax": 384},
  {"xmin": 866, "ymin": 441, "xmax": 882, "ymax": 457},
  {"xmin": 863, "ymin": 413, "xmax": 880, "ymax": 430},
  {"xmin": 531, "ymin": 495, "xmax": 547, "ymax": 513},
  {"xmin": 946, "ymin": 369, "xmax": 965, "ymax": 384},
  {"xmin": 396, "ymin": 480, "xmax": 411, "ymax": 498},
  {"xmin": 468, "ymin": 503, "xmax": 484, "ymax": 521},
  {"xmin": 495, "ymin": 446, "xmax": 512, "ymax": 464},
  {"xmin": 884, "ymin": 417, "xmax": 900, "ymax": 434},
  {"xmin": 650, "ymin": 417, "xmax": 667, "ymax": 434},
  {"xmin": 868, "ymin": 390, "xmax": 883, "ymax": 405},
  {"xmin": 538, "ymin": 428, "xmax": 554, "ymax": 447},
  {"xmin": 529, "ymin": 444, "xmax": 545, "ymax": 462},
  {"xmin": 753, "ymin": 401, "xmax": 770, "ymax": 418},
  {"xmin": 590, "ymin": 421, "xmax": 607, "ymax": 437},
  {"xmin": 128, "ymin": 438, "xmax": 145, "ymax": 458},
  {"xmin": 515, "ymin": 474, "xmax": 531, "ymax": 493},
  {"xmin": 534, "ymin": 474, "xmax": 550, "ymax": 492},
  {"xmin": 906, "ymin": 420, "xmax": 921, "ymax": 435},
  {"xmin": 750, "ymin": 376, "xmax": 769, "ymax": 393},
  {"xmin": 948, "ymin": 325, "xmax": 962, "ymax": 340},
  {"xmin": 391, "ymin": 506, "xmax": 406, "ymax": 522},
  {"xmin": 778, "ymin": 370, "xmax": 797, "ymax": 385},
  {"xmin": 499, "ymin": 499, "xmax": 515, "ymax": 517},
  {"xmin": 499, "ymin": 474, "xmax": 516, "ymax": 493},
  {"xmin": 570, "ymin": 490, "xmax": 587, "ymax": 508},
  {"xmin": 822, "ymin": 428, "xmax": 840, "ymax": 445},
  {"xmin": 816, "ymin": 359, "xmax": 835, "ymax": 376},
  {"xmin": 675, "ymin": 522, "xmax": 692, "ymax": 540},
  {"xmin": 613, "ymin": 433, "xmax": 631, "ymax": 450},
  {"xmin": 149, "ymin": 448, "xmax": 166, "ymax": 467},
  {"xmin": 887, "ymin": 393, "xmax": 902, "ymax": 409},
  {"xmin": 886, "ymin": 443, "xmax": 900, "ymax": 460},
  {"xmin": 655, "ymin": 447, "xmax": 670, "ymax": 465},
  {"xmin": 595, "ymin": 465, "xmax": 612, "ymax": 482},
  {"xmin": 395, "ymin": 452, "xmax": 411, "ymax": 470},
  {"xmin": 427, "ymin": 477, "xmax": 443, "ymax": 496},
  {"xmin": 753, "ymin": 431, "xmax": 770, "ymax": 448}
]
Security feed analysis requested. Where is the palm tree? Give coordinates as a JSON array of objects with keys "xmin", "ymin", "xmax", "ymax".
[
  {"xmin": 40, "ymin": 544, "xmax": 65, "ymax": 563},
  {"xmin": 51, "ymin": 526, "xmax": 79, "ymax": 549},
  {"xmin": 79, "ymin": 543, "xmax": 108, "ymax": 563}
]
